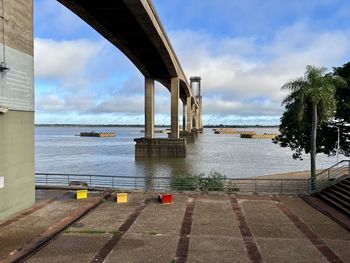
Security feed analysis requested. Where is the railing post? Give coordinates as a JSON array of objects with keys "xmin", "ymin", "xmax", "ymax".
[
  {"xmin": 328, "ymin": 169, "xmax": 330, "ymax": 180},
  {"xmin": 46, "ymin": 174, "xmax": 48, "ymax": 185},
  {"xmin": 135, "ymin": 177, "xmax": 137, "ymax": 189},
  {"xmin": 254, "ymin": 179, "xmax": 257, "ymax": 194},
  {"xmin": 280, "ymin": 180, "xmax": 283, "ymax": 194}
]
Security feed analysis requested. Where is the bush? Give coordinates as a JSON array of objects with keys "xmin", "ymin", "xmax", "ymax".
[
  {"xmin": 171, "ymin": 174, "xmax": 199, "ymax": 191},
  {"xmin": 199, "ymin": 171, "xmax": 226, "ymax": 191},
  {"xmin": 171, "ymin": 171, "xmax": 227, "ymax": 192}
]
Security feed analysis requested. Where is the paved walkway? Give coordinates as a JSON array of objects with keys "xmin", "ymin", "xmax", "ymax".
[{"xmin": 0, "ymin": 190, "xmax": 349, "ymax": 263}]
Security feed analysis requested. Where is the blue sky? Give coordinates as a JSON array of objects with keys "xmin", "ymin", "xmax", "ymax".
[{"xmin": 34, "ymin": 0, "xmax": 350, "ymax": 125}]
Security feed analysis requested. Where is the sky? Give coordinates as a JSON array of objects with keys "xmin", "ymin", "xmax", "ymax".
[{"xmin": 34, "ymin": 0, "xmax": 350, "ymax": 125}]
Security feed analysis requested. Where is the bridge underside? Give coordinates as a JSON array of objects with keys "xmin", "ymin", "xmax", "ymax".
[{"xmin": 57, "ymin": 0, "xmax": 189, "ymax": 100}]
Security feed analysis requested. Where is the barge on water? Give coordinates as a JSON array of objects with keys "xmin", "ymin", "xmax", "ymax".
[
  {"xmin": 240, "ymin": 133, "xmax": 277, "ymax": 139},
  {"xmin": 80, "ymin": 132, "xmax": 116, "ymax": 137}
]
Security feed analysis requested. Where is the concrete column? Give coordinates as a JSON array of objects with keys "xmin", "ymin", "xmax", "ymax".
[
  {"xmin": 145, "ymin": 78, "xmax": 154, "ymax": 138},
  {"xmin": 192, "ymin": 103, "xmax": 196, "ymax": 130},
  {"xmin": 182, "ymin": 102, "xmax": 186, "ymax": 132},
  {"xmin": 170, "ymin": 77, "xmax": 179, "ymax": 138},
  {"xmin": 195, "ymin": 106, "xmax": 200, "ymax": 129},
  {"xmin": 186, "ymin": 96, "xmax": 192, "ymax": 132},
  {"xmin": 199, "ymin": 97, "xmax": 203, "ymax": 129}
]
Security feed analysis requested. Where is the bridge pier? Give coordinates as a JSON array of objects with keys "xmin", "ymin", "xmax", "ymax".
[
  {"xmin": 135, "ymin": 76, "xmax": 186, "ymax": 158},
  {"xmin": 170, "ymin": 77, "xmax": 179, "ymax": 139},
  {"xmin": 144, "ymin": 78, "xmax": 154, "ymax": 138},
  {"xmin": 186, "ymin": 97, "xmax": 193, "ymax": 132},
  {"xmin": 190, "ymin": 76, "xmax": 203, "ymax": 133}
]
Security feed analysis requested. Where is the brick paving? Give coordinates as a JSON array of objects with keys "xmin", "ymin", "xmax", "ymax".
[{"xmin": 0, "ymin": 190, "xmax": 349, "ymax": 263}]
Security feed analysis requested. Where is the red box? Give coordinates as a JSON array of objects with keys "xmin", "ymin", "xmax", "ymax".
[{"xmin": 159, "ymin": 194, "xmax": 172, "ymax": 204}]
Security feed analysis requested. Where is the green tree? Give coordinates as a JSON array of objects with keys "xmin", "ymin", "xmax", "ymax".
[
  {"xmin": 332, "ymin": 62, "xmax": 350, "ymax": 156},
  {"xmin": 275, "ymin": 65, "xmax": 344, "ymax": 187}
]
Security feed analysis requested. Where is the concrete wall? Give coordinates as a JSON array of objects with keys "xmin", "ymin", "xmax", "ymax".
[{"xmin": 0, "ymin": 0, "xmax": 34, "ymax": 221}]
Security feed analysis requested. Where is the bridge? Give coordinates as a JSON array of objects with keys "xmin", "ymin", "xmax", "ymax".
[
  {"xmin": 58, "ymin": 0, "xmax": 203, "ymax": 157},
  {"xmin": 0, "ymin": 0, "xmax": 202, "ymax": 220}
]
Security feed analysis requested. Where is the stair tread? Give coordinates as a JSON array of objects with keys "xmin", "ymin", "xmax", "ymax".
[
  {"xmin": 336, "ymin": 183, "xmax": 350, "ymax": 191},
  {"xmin": 318, "ymin": 194, "xmax": 350, "ymax": 215},
  {"xmin": 322, "ymin": 192, "xmax": 350, "ymax": 208},
  {"xmin": 331, "ymin": 186, "xmax": 350, "ymax": 198},
  {"xmin": 328, "ymin": 189, "xmax": 350, "ymax": 201}
]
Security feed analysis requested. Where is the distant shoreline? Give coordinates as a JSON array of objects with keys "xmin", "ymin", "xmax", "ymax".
[{"xmin": 35, "ymin": 124, "xmax": 279, "ymax": 128}]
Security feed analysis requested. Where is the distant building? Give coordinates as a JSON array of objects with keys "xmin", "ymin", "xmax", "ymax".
[{"xmin": 0, "ymin": 0, "xmax": 35, "ymax": 220}]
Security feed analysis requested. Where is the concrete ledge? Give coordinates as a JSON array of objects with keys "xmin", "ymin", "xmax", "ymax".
[
  {"xmin": 134, "ymin": 138, "xmax": 186, "ymax": 158},
  {"xmin": 179, "ymin": 131, "xmax": 196, "ymax": 143}
]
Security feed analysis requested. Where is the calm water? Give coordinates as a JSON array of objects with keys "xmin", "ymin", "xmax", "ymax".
[{"xmin": 35, "ymin": 127, "xmax": 346, "ymax": 178}]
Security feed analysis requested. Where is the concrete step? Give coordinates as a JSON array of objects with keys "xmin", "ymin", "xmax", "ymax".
[
  {"xmin": 336, "ymin": 182, "xmax": 350, "ymax": 192},
  {"xmin": 342, "ymin": 179, "xmax": 350, "ymax": 186},
  {"xmin": 328, "ymin": 188, "xmax": 350, "ymax": 202},
  {"xmin": 318, "ymin": 193, "xmax": 350, "ymax": 216},
  {"xmin": 321, "ymin": 192, "xmax": 350, "ymax": 210}
]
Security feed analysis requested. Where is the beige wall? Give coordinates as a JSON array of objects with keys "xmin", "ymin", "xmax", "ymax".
[
  {"xmin": 0, "ymin": 111, "xmax": 35, "ymax": 220},
  {"xmin": 0, "ymin": 0, "xmax": 33, "ymax": 56},
  {"xmin": 0, "ymin": 0, "xmax": 34, "ymax": 221}
]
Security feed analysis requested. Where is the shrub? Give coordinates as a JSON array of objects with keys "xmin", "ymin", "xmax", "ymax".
[
  {"xmin": 171, "ymin": 171, "xmax": 227, "ymax": 192},
  {"xmin": 171, "ymin": 174, "xmax": 199, "ymax": 191},
  {"xmin": 199, "ymin": 171, "xmax": 226, "ymax": 191}
]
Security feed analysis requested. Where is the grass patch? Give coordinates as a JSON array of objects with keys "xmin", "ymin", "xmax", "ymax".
[
  {"xmin": 109, "ymin": 230, "xmax": 122, "ymax": 235},
  {"xmin": 64, "ymin": 229, "xmax": 106, "ymax": 235}
]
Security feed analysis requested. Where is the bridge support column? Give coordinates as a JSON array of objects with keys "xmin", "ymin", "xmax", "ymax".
[
  {"xmin": 135, "ymin": 76, "xmax": 186, "ymax": 157},
  {"xmin": 196, "ymin": 107, "xmax": 200, "ymax": 129},
  {"xmin": 198, "ymin": 97, "xmax": 203, "ymax": 131},
  {"xmin": 186, "ymin": 97, "xmax": 192, "ymax": 132},
  {"xmin": 178, "ymin": 97, "xmax": 196, "ymax": 143},
  {"xmin": 170, "ymin": 77, "xmax": 179, "ymax": 139},
  {"xmin": 182, "ymin": 102, "xmax": 186, "ymax": 132},
  {"xmin": 144, "ymin": 78, "xmax": 154, "ymax": 138},
  {"xmin": 192, "ymin": 103, "xmax": 196, "ymax": 130}
]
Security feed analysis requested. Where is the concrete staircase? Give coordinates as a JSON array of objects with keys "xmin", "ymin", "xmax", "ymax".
[{"xmin": 315, "ymin": 177, "xmax": 350, "ymax": 216}]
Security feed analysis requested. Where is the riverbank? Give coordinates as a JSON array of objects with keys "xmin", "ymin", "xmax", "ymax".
[{"xmin": 256, "ymin": 170, "xmax": 317, "ymax": 179}]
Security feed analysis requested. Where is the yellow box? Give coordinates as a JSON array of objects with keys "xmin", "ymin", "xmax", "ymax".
[
  {"xmin": 116, "ymin": 193, "xmax": 128, "ymax": 203},
  {"xmin": 76, "ymin": 190, "xmax": 88, "ymax": 200}
]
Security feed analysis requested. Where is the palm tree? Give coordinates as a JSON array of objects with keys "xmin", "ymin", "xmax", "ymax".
[{"xmin": 281, "ymin": 65, "xmax": 342, "ymax": 188}]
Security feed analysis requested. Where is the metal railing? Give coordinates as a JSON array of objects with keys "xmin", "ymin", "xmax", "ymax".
[
  {"xmin": 35, "ymin": 172, "xmax": 309, "ymax": 195},
  {"xmin": 310, "ymin": 160, "xmax": 350, "ymax": 192}
]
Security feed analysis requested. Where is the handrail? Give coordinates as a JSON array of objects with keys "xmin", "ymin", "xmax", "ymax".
[
  {"xmin": 35, "ymin": 172, "xmax": 309, "ymax": 194},
  {"xmin": 35, "ymin": 172, "xmax": 307, "ymax": 181},
  {"xmin": 310, "ymin": 160, "xmax": 350, "ymax": 192},
  {"xmin": 315, "ymin": 160, "xmax": 350, "ymax": 178}
]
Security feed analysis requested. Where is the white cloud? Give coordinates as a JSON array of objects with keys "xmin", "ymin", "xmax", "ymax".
[
  {"xmin": 36, "ymin": 94, "xmax": 65, "ymax": 111},
  {"xmin": 170, "ymin": 22, "xmax": 350, "ymax": 118},
  {"xmin": 34, "ymin": 18, "xmax": 350, "ymax": 124},
  {"xmin": 34, "ymin": 38, "xmax": 103, "ymax": 80}
]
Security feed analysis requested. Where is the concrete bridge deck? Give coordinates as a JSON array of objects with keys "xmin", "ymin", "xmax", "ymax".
[{"xmin": 1, "ymin": 190, "xmax": 349, "ymax": 262}]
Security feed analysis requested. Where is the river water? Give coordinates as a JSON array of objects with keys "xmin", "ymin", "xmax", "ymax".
[{"xmin": 35, "ymin": 127, "xmax": 346, "ymax": 178}]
